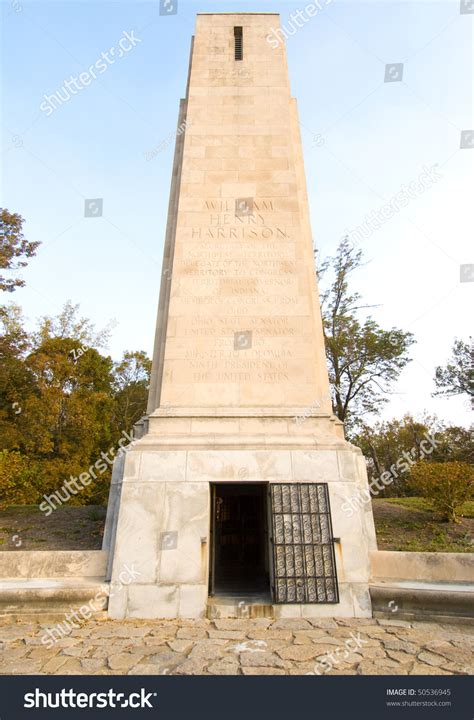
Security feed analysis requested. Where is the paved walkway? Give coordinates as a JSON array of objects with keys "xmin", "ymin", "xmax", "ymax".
[{"xmin": 0, "ymin": 617, "xmax": 472, "ymax": 675}]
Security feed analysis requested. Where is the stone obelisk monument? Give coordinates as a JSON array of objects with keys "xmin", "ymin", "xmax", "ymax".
[{"xmin": 106, "ymin": 13, "xmax": 377, "ymax": 619}]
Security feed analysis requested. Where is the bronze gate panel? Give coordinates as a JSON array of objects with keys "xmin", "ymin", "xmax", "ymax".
[{"xmin": 269, "ymin": 483, "xmax": 339, "ymax": 604}]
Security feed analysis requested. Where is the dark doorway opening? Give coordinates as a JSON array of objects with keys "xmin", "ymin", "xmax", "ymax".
[{"xmin": 210, "ymin": 483, "xmax": 269, "ymax": 596}]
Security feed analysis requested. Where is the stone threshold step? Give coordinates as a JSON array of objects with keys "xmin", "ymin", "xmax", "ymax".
[
  {"xmin": 0, "ymin": 611, "xmax": 109, "ymax": 623},
  {"xmin": 0, "ymin": 577, "xmax": 107, "ymax": 590},
  {"xmin": 0, "ymin": 578, "xmax": 109, "ymax": 617},
  {"xmin": 207, "ymin": 594, "xmax": 274, "ymax": 619}
]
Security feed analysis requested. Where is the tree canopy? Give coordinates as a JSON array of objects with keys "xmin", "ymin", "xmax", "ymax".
[
  {"xmin": 318, "ymin": 238, "xmax": 415, "ymax": 426},
  {"xmin": 0, "ymin": 210, "xmax": 40, "ymax": 292},
  {"xmin": 0, "ymin": 302, "xmax": 150, "ymax": 508},
  {"xmin": 351, "ymin": 413, "xmax": 473, "ymax": 497},
  {"xmin": 433, "ymin": 337, "xmax": 473, "ymax": 407}
]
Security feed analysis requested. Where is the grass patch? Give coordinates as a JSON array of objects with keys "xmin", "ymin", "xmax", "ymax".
[
  {"xmin": 373, "ymin": 498, "xmax": 474, "ymax": 553},
  {"xmin": 0, "ymin": 505, "xmax": 106, "ymax": 551},
  {"xmin": 5, "ymin": 505, "xmax": 41, "ymax": 512},
  {"xmin": 383, "ymin": 497, "xmax": 432, "ymax": 512},
  {"xmin": 383, "ymin": 496, "xmax": 474, "ymax": 518}
]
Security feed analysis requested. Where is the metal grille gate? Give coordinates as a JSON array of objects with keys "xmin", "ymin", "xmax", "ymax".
[{"xmin": 269, "ymin": 483, "xmax": 339, "ymax": 604}]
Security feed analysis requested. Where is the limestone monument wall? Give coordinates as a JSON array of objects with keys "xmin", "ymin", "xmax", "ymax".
[{"xmin": 107, "ymin": 13, "xmax": 377, "ymax": 620}]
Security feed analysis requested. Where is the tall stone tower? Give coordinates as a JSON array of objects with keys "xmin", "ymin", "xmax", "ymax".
[{"xmin": 105, "ymin": 13, "xmax": 377, "ymax": 620}]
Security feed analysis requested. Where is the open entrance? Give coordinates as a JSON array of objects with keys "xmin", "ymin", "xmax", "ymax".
[{"xmin": 209, "ymin": 483, "xmax": 270, "ymax": 596}]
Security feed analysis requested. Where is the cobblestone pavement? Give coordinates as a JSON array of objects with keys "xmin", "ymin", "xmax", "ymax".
[{"xmin": 0, "ymin": 617, "xmax": 472, "ymax": 676}]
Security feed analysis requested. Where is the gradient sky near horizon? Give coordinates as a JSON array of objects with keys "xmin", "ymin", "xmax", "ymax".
[{"xmin": 1, "ymin": 0, "xmax": 472, "ymax": 427}]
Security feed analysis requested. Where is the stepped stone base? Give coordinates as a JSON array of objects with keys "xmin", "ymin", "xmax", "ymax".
[
  {"xmin": 0, "ymin": 550, "xmax": 108, "ymax": 620},
  {"xmin": 0, "ymin": 578, "xmax": 108, "ymax": 618},
  {"xmin": 370, "ymin": 549, "xmax": 474, "ymax": 623},
  {"xmin": 370, "ymin": 581, "xmax": 474, "ymax": 624},
  {"xmin": 106, "ymin": 411, "xmax": 377, "ymax": 620}
]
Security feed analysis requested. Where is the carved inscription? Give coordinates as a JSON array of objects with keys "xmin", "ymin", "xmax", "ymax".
[{"xmin": 164, "ymin": 194, "xmax": 315, "ymax": 393}]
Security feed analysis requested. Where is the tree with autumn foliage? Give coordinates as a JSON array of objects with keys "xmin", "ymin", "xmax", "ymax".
[
  {"xmin": 352, "ymin": 413, "xmax": 473, "ymax": 497},
  {"xmin": 318, "ymin": 238, "xmax": 415, "ymax": 427},
  {"xmin": 0, "ymin": 303, "xmax": 151, "ymax": 508},
  {"xmin": 433, "ymin": 337, "xmax": 473, "ymax": 408},
  {"xmin": 409, "ymin": 461, "xmax": 474, "ymax": 523},
  {"xmin": 0, "ymin": 209, "xmax": 40, "ymax": 292},
  {"xmin": 111, "ymin": 351, "xmax": 152, "ymax": 435}
]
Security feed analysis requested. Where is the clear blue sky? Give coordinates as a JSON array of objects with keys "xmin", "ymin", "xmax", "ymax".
[{"xmin": 1, "ymin": 0, "xmax": 472, "ymax": 426}]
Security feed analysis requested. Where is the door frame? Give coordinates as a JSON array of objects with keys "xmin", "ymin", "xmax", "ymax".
[
  {"xmin": 209, "ymin": 483, "xmax": 217, "ymax": 596},
  {"xmin": 208, "ymin": 481, "xmax": 269, "ymax": 597}
]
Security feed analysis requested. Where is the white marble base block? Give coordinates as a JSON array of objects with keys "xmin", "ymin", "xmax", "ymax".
[{"xmin": 107, "ymin": 412, "xmax": 376, "ymax": 619}]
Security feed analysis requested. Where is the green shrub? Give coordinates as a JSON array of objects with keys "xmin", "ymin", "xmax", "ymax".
[
  {"xmin": 0, "ymin": 450, "xmax": 45, "ymax": 508},
  {"xmin": 409, "ymin": 461, "xmax": 474, "ymax": 523}
]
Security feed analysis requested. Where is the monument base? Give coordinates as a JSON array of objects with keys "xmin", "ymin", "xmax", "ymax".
[{"xmin": 105, "ymin": 409, "xmax": 377, "ymax": 619}]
